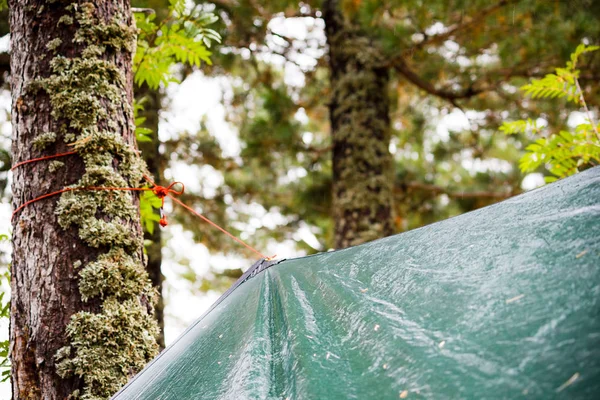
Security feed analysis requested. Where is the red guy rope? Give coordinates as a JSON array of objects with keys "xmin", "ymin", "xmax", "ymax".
[
  {"xmin": 168, "ymin": 195, "xmax": 267, "ymax": 259},
  {"xmin": 11, "ymin": 151, "xmax": 269, "ymax": 260},
  {"xmin": 10, "ymin": 151, "xmax": 78, "ymax": 171}
]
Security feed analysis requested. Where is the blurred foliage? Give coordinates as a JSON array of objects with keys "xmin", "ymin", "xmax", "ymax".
[
  {"xmin": 502, "ymin": 44, "xmax": 599, "ymax": 181},
  {"xmin": 140, "ymin": 190, "xmax": 163, "ymax": 234},
  {"xmin": 132, "ymin": 0, "xmax": 221, "ymax": 233},
  {"xmin": 133, "ymin": 100, "xmax": 154, "ymax": 144},
  {"xmin": 0, "ymin": 145, "xmax": 8, "ymax": 198},
  {"xmin": 169, "ymin": 0, "xmax": 598, "ymax": 250},
  {"xmin": 0, "ymin": 234, "xmax": 9, "ymax": 382}
]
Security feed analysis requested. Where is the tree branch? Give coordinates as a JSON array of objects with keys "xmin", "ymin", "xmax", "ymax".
[
  {"xmin": 0, "ymin": 51, "xmax": 10, "ymax": 88},
  {"xmin": 398, "ymin": 181, "xmax": 515, "ymax": 200},
  {"xmin": 131, "ymin": 7, "xmax": 155, "ymax": 15},
  {"xmin": 282, "ymin": 8, "xmax": 319, "ymax": 18},
  {"xmin": 269, "ymin": 30, "xmax": 294, "ymax": 45},
  {"xmin": 392, "ymin": 56, "xmax": 493, "ymax": 102},
  {"xmin": 390, "ymin": 57, "xmax": 563, "ymax": 106},
  {"xmin": 407, "ymin": 0, "xmax": 518, "ymax": 54}
]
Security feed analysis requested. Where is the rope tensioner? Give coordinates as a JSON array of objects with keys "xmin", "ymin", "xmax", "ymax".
[{"xmin": 11, "ymin": 152, "xmax": 269, "ymax": 259}]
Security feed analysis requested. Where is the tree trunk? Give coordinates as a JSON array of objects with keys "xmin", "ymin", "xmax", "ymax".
[
  {"xmin": 10, "ymin": 2, "xmax": 158, "ymax": 399},
  {"xmin": 136, "ymin": 84, "xmax": 166, "ymax": 349},
  {"xmin": 323, "ymin": 0, "xmax": 395, "ymax": 249}
]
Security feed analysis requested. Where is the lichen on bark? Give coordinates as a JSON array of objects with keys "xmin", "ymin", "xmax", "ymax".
[
  {"xmin": 55, "ymin": 298, "xmax": 158, "ymax": 399},
  {"xmin": 324, "ymin": 0, "xmax": 395, "ymax": 249},
  {"xmin": 32, "ymin": 131, "xmax": 57, "ymax": 150},
  {"xmin": 27, "ymin": 2, "xmax": 159, "ymax": 399}
]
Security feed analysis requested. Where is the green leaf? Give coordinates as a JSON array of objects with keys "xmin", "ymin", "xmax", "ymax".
[
  {"xmin": 503, "ymin": 44, "xmax": 600, "ymax": 181},
  {"xmin": 140, "ymin": 190, "xmax": 163, "ymax": 234},
  {"xmin": 133, "ymin": 100, "xmax": 154, "ymax": 144},
  {"xmin": 133, "ymin": 4, "xmax": 220, "ymax": 90},
  {"xmin": 499, "ymin": 119, "xmax": 538, "ymax": 135}
]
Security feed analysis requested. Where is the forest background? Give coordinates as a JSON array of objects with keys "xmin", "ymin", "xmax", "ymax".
[{"xmin": 0, "ymin": 0, "xmax": 599, "ymax": 396}]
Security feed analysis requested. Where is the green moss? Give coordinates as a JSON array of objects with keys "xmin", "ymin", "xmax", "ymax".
[
  {"xmin": 46, "ymin": 38, "xmax": 62, "ymax": 52},
  {"xmin": 58, "ymin": 15, "xmax": 74, "ymax": 25},
  {"xmin": 330, "ymin": 29, "xmax": 394, "ymax": 247},
  {"xmin": 39, "ymin": 56, "xmax": 126, "ymax": 130},
  {"xmin": 33, "ymin": 3, "xmax": 159, "ymax": 399},
  {"xmin": 32, "ymin": 131, "xmax": 57, "ymax": 150},
  {"xmin": 73, "ymin": 3, "xmax": 137, "ymax": 53},
  {"xmin": 49, "ymin": 160, "xmax": 64, "ymax": 173},
  {"xmin": 82, "ymin": 45, "xmax": 104, "ymax": 59},
  {"xmin": 77, "ymin": 219, "xmax": 143, "ymax": 250},
  {"xmin": 55, "ymin": 298, "xmax": 159, "ymax": 399},
  {"xmin": 78, "ymin": 249, "xmax": 155, "ymax": 302}
]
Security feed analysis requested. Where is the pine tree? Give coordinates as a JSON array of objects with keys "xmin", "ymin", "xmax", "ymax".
[{"xmin": 10, "ymin": 2, "xmax": 158, "ymax": 398}]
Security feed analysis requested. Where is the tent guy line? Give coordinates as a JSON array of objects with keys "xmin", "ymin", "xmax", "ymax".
[{"xmin": 10, "ymin": 150, "xmax": 271, "ymax": 260}]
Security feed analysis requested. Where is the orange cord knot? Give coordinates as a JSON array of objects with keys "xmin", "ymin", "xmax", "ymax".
[
  {"xmin": 12, "ymin": 163, "xmax": 268, "ymax": 259},
  {"xmin": 150, "ymin": 181, "xmax": 184, "ymax": 228},
  {"xmin": 152, "ymin": 181, "xmax": 184, "ymax": 201}
]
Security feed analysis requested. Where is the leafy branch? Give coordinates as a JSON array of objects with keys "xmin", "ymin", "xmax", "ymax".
[
  {"xmin": 134, "ymin": 0, "xmax": 221, "ymax": 90},
  {"xmin": 520, "ymin": 45, "xmax": 598, "ymax": 104},
  {"xmin": 133, "ymin": 0, "xmax": 221, "ymax": 232},
  {"xmin": 133, "ymin": 99, "xmax": 153, "ymax": 144},
  {"xmin": 502, "ymin": 44, "xmax": 600, "ymax": 182}
]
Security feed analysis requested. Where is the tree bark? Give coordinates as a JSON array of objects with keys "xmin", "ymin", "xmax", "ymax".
[
  {"xmin": 10, "ymin": 2, "xmax": 158, "ymax": 399},
  {"xmin": 323, "ymin": 0, "xmax": 395, "ymax": 249}
]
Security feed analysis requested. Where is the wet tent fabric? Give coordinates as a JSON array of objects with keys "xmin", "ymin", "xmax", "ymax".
[{"xmin": 114, "ymin": 167, "xmax": 600, "ymax": 400}]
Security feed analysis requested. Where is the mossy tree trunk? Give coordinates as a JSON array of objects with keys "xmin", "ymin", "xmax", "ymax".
[
  {"xmin": 10, "ymin": 2, "xmax": 158, "ymax": 399},
  {"xmin": 323, "ymin": 0, "xmax": 395, "ymax": 249}
]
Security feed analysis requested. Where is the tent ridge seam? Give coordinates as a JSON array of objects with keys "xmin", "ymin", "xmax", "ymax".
[{"xmin": 244, "ymin": 258, "xmax": 286, "ymax": 282}]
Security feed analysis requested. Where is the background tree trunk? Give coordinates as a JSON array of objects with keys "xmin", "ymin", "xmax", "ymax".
[
  {"xmin": 136, "ymin": 84, "xmax": 166, "ymax": 349},
  {"xmin": 132, "ymin": 0, "xmax": 171, "ymax": 349},
  {"xmin": 10, "ymin": 2, "xmax": 158, "ymax": 398},
  {"xmin": 323, "ymin": 0, "xmax": 395, "ymax": 249}
]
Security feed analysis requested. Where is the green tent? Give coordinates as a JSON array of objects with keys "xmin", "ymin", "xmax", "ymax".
[{"xmin": 114, "ymin": 167, "xmax": 600, "ymax": 399}]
